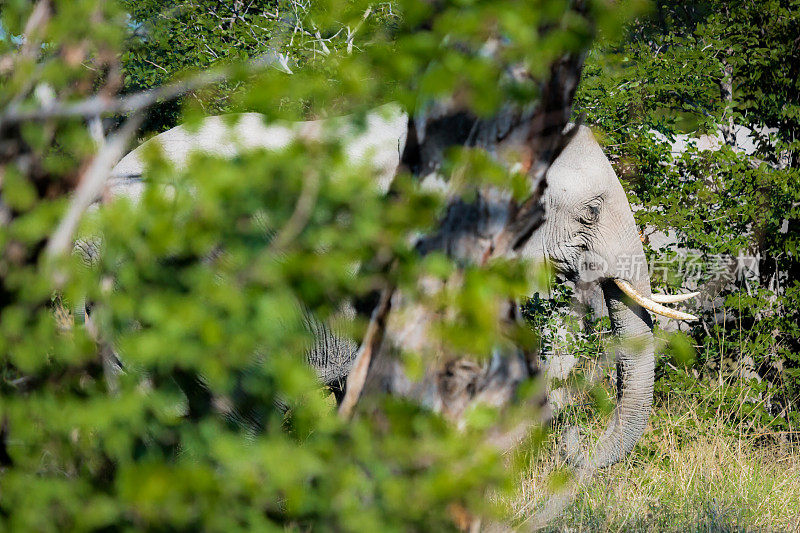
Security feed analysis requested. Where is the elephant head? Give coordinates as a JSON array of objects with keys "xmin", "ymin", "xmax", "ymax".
[{"xmin": 522, "ymin": 125, "xmax": 696, "ymax": 468}]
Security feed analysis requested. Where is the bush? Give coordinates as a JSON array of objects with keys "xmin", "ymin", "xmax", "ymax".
[{"xmin": 0, "ymin": 0, "xmax": 631, "ymax": 529}]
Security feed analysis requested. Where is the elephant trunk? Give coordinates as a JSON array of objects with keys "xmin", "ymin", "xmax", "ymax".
[{"xmin": 577, "ymin": 274, "xmax": 655, "ymax": 469}]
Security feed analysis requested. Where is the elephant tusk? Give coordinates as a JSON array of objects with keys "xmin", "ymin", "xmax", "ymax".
[
  {"xmin": 614, "ymin": 279, "xmax": 699, "ymax": 321},
  {"xmin": 649, "ymin": 291, "xmax": 700, "ymax": 304}
]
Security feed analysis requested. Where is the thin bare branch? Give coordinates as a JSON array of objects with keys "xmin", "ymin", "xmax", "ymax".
[
  {"xmin": 0, "ymin": 53, "xmax": 282, "ymax": 127},
  {"xmin": 143, "ymin": 58, "xmax": 169, "ymax": 73},
  {"xmin": 268, "ymin": 169, "xmax": 320, "ymax": 253},
  {"xmin": 338, "ymin": 285, "xmax": 394, "ymax": 419},
  {"xmin": 19, "ymin": 0, "xmax": 52, "ymax": 60},
  {"xmin": 45, "ymin": 114, "xmax": 143, "ymax": 262},
  {"xmin": 347, "ymin": 6, "xmax": 372, "ymax": 54},
  {"xmin": 87, "ymin": 115, "xmax": 105, "ymax": 147}
]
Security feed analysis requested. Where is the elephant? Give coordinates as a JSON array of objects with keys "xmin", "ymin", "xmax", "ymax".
[
  {"xmin": 518, "ymin": 125, "xmax": 696, "ymax": 468},
  {"xmin": 83, "ymin": 104, "xmax": 698, "ymax": 467}
]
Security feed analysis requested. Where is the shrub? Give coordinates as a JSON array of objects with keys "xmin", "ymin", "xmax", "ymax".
[{"xmin": 0, "ymin": 0, "xmax": 632, "ymax": 529}]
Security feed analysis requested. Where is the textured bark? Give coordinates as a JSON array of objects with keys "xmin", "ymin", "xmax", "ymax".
[
  {"xmin": 338, "ymin": 286, "xmax": 394, "ymax": 418},
  {"xmin": 719, "ymin": 53, "xmax": 736, "ymax": 147}
]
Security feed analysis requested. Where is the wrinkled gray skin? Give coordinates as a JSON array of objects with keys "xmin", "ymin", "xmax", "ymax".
[{"xmin": 96, "ymin": 106, "xmax": 654, "ymax": 468}]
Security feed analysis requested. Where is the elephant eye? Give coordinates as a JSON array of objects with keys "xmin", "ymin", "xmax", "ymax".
[{"xmin": 578, "ymin": 198, "xmax": 602, "ymax": 225}]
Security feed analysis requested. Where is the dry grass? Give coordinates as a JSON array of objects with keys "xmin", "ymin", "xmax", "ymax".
[{"xmin": 505, "ymin": 405, "xmax": 800, "ymax": 532}]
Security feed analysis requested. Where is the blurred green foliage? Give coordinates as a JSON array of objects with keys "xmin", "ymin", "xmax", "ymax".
[
  {"xmin": 0, "ymin": 0, "xmax": 633, "ymax": 530},
  {"xmin": 523, "ymin": 283, "xmax": 616, "ymax": 428}
]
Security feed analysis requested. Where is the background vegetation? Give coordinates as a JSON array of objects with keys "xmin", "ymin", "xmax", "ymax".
[
  {"xmin": 1, "ymin": 0, "xmax": 798, "ymax": 530},
  {"xmin": 0, "ymin": 0, "xmax": 623, "ymax": 530}
]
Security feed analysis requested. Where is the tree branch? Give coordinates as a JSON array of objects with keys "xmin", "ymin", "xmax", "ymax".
[
  {"xmin": 0, "ymin": 52, "xmax": 283, "ymax": 127},
  {"xmin": 268, "ymin": 169, "xmax": 320, "ymax": 254},
  {"xmin": 45, "ymin": 113, "xmax": 143, "ymax": 262},
  {"xmin": 338, "ymin": 284, "xmax": 394, "ymax": 418}
]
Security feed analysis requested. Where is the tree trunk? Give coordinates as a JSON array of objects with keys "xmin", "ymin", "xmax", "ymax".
[
  {"xmin": 345, "ymin": 55, "xmax": 587, "ymax": 437},
  {"xmin": 719, "ymin": 53, "xmax": 736, "ymax": 146}
]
